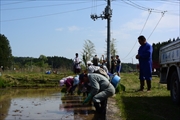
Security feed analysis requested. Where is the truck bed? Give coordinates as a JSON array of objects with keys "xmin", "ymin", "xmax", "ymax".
[{"xmin": 159, "ymin": 40, "xmax": 180, "ymax": 65}]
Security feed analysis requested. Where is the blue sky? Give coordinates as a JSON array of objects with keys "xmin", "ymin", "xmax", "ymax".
[{"xmin": 0, "ymin": 0, "xmax": 179, "ymax": 63}]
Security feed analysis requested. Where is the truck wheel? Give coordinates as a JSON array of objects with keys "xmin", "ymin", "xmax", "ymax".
[{"xmin": 170, "ymin": 71, "xmax": 180, "ymax": 105}]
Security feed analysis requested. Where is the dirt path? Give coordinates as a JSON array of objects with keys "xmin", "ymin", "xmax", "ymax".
[{"xmin": 106, "ymin": 95, "xmax": 121, "ymax": 120}]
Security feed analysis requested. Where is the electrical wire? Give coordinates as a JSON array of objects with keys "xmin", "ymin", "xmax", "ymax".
[
  {"xmin": 147, "ymin": 11, "xmax": 166, "ymax": 40},
  {"xmin": 1, "ymin": 2, "xmax": 90, "ymax": 11},
  {"xmin": 123, "ymin": 11, "xmax": 167, "ymax": 61},
  {"xmin": 0, "ymin": 0, "xmax": 34, "ymax": 6},
  {"xmin": 122, "ymin": 9, "xmax": 152, "ymax": 60},
  {"xmin": 0, "ymin": 4, "xmax": 106, "ymax": 22},
  {"xmin": 120, "ymin": 0, "xmax": 166, "ymax": 13}
]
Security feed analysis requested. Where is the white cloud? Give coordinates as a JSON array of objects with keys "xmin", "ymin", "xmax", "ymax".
[
  {"xmin": 55, "ymin": 28, "xmax": 63, "ymax": 31},
  {"xmin": 68, "ymin": 26, "xmax": 81, "ymax": 31}
]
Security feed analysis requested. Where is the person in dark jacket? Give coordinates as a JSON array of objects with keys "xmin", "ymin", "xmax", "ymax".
[
  {"xmin": 110, "ymin": 56, "xmax": 116, "ymax": 74},
  {"xmin": 115, "ymin": 55, "xmax": 121, "ymax": 76}
]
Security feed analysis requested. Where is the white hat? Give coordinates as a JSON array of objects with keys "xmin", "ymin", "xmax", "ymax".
[
  {"xmin": 87, "ymin": 61, "xmax": 93, "ymax": 65},
  {"xmin": 87, "ymin": 65, "xmax": 100, "ymax": 73},
  {"xmin": 59, "ymin": 79, "xmax": 65, "ymax": 86}
]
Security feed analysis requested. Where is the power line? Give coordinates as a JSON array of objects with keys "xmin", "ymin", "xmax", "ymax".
[
  {"xmin": 147, "ymin": 11, "xmax": 166, "ymax": 40},
  {"xmin": 0, "ymin": 0, "xmax": 34, "ymax": 6},
  {"xmin": 1, "ymin": 1, "xmax": 90, "ymax": 11},
  {"xmin": 124, "ymin": 11, "xmax": 167, "ymax": 61},
  {"xmin": 119, "ymin": 0, "xmax": 167, "ymax": 13},
  {"xmin": 0, "ymin": 3, "xmax": 106, "ymax": 22},
  {"xmin": 122, "ymin": 9, "xmax": 152, "ymax": 60}
]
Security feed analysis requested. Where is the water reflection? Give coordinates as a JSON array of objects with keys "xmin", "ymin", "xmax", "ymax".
[{"xmin": 0, "ymin": 88, "xmax": 96, "ymax": 120}]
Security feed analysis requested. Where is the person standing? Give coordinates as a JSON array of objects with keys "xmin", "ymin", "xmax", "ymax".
[
  {"xmin": 115, "ymin": 55, "xmax": 121, "ymax": 76},
  {"xmin": 136, "ymin": 35, "xmax": 153, "ymax": 92},
  {"xmin": 93, "ymin": 55, "xmax": 99, "ymax": 66},
  {"xmin": 110, "ymin": 56, "xmax": 116, "ymax": 74},
  {"xmin": 73, "ymin": 53, "xmax": 81, "ymax": 74},
  {"xmin": 81, "ymin": 73, "xmax": 115, "ymax": 119}
]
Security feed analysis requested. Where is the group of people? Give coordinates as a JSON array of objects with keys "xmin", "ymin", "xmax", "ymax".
[
  {"xmin": 73, "ymin": 52, "xmax": 122, "ymax": 77},
  {"xmin": 92, "ymin": 54, "xmax": 122, "ymax": 77},
  {"xmin": 60, "ymin": 58, "xmax": 119, "ymax": 119},
  {"xmin": 61, "ymin": 35, "xmax": 153, "ymax": 119}
]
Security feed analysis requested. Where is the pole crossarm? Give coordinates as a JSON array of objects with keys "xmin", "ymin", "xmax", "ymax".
[{"xmin": 90, "ymin": 5, "xmax": 112, "ymax": 21}]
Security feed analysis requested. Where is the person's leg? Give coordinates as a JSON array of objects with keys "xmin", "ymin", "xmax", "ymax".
[
  {"xmin": 138, "ymin": 70, "xmax": 145, "ymax": 91},
  {"xmin": 96, "ymin": 99, "xmax": 107, "ymax": 120},
  {"xmin": 93, "ymin": 102, "xmax": 101, "ymax": 113},
  {"xmin": 140, "ymin": 80, "xmax": 145, "ymax": 90},
  {"xmin": 93, "ymin": 90, "xmax": 114, "ymax": 114},
  {"xmin": 116, "ymin": 66, "xmax": 120, "ymax": 76},
  {"xmin": 100, "ymin": 99, "xmax": 107, "ymax": 114},
  {"xmin": 70, "ymin": 85, "xmax": 77, "ymax": 95},
  {"xmin": 146, "ymin": 80, "xmax": 151, "ymax": 91}
]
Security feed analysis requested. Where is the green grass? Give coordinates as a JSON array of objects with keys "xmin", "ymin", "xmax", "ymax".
[
  {"xmin": 115, "ymin": 73, "xmax": 180, "ymax": 120},
  {"xmin": 0, "ymin": 72, "xmax": 74, "ymax": 87}
]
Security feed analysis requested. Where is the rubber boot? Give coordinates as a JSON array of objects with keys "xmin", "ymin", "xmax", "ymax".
[
  {"xmin": 136, "ymin": 80, "xmax": 144, "ymax": 91},
  {"xmin": 146, "ymin": 80, "xmax": 151, "ymax": 91},
  {"xmin": 94, "ymin": 102, "xmax": 101, "ymax": 114},
  {"xmin": 100, "ymin": 99, "xmax": 107, "ymax": 120}
]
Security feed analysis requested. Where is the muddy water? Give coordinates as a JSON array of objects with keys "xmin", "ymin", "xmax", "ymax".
[{"xmin": 0, "ymin": 88, "xmax": 97, "ymax": 120}]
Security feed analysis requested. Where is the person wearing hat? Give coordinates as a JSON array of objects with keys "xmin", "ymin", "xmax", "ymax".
[
  {"xmin": 80, "ymin": 73, "xmax": 115, "ymax": 119},
  {"xmin": 87, "ymin": 61, "xmax": 100, "ymax": 73},
  {"xmin": 60, "ymin": 76, "xmax": 79, "ymax": 95}
]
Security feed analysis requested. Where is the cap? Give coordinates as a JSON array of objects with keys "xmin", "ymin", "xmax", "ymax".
[{"xmin": 87, "ymin": 61, "xmax": 93, "ymax": 65}]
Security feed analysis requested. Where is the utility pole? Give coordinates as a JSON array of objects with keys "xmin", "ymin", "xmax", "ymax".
[{"xmin": 90, "ymin": 0, "xmax": 112, "ymax": 70}]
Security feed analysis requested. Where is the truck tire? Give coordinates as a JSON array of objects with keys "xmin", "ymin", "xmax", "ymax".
[{"xmin": 170, "ymin": 71, "xmax": 180, "ymax": 105}]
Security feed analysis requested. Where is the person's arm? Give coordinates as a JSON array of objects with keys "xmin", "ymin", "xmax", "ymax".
[{"xmin": 66, "ymin": 80, "xmax": 72, "ymax": 92}]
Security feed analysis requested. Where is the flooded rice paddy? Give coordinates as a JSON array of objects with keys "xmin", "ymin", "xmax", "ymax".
[{"xmin": 0, "ymin": 88, "xmax": 99, "ymax": 120}]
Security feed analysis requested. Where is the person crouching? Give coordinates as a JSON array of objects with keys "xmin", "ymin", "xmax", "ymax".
[
  {"xmin": 60, "ymin": 76, "xmax": 79, "ymax": 95},
  {"xmin": 80, "ymin": 73, "xmax": 115, "ymax": 118}
]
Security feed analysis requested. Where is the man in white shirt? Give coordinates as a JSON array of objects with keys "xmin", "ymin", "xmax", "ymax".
[{"xmin": 73, "ymin": 53, "xmax": 81, "ymax": 74}]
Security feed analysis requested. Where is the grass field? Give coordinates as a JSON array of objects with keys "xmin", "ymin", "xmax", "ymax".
[
  {"xmin": 115, "ymin": 73, "xmax": 180, "ymax": 120},
  {"xmin": 1, "ymin": 72, "xmax": 180, "ymax": 120}
]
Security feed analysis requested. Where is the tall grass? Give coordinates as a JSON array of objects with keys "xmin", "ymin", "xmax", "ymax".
[{"xmin": 115, "ymin": 73, "xmax": 180, "ymax": 120}]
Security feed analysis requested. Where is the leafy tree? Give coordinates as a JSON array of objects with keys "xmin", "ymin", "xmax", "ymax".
[
  {"xmin": 0, "ymin": 34, "xmax": 12, "ymax": 70},
  {"xmin": 37, "ymin": 55, "xmax": 48, "ymax": 68}
]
